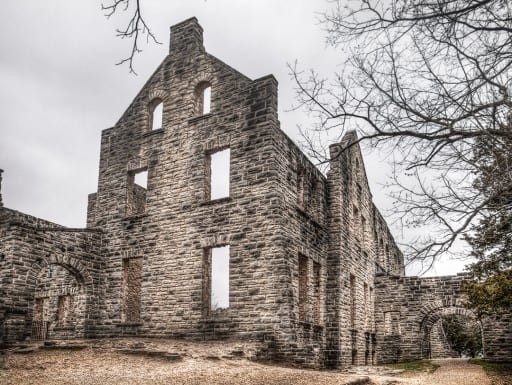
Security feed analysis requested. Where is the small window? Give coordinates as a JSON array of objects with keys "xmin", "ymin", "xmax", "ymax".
[
  {"xmin": 149, "ymin": 99, "xmax": 163, "ymax": 130},
  {"xmin": 195, "ymin": 82, "xmax": 212, "ymax": 115},
  {"xmin": 126, "ymin": 169, "xmax": 148, "ymax": 216},
  {"xmin": 206, "ymin": 148, "xmax": 230, "ymax": 200}
]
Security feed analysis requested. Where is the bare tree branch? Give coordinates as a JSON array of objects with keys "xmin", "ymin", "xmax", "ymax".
[{"xmin": 102, "ymin": 0, "xmax": 161, "ymax": 74}]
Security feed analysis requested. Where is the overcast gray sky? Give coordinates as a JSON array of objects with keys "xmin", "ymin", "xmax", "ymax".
[{"xmin": 0, "ymin": 0, "xmax": 471, "ymax": 276}]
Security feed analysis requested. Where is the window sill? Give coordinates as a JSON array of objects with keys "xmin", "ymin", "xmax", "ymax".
[
  {"xmin": 200, "ymin": 197, "xmax": 232, "ymax": 206},
  {"xmin": 298, "ymin": 321, "xmax": 324, "ymax": 329},
  {"xmin": 142, "ymin": 128, "xmax": 164, "ymax": 138},
  {"xmin": 53, "ymin": 326, "xmax": 75, "ymax": 331},
  {"xmin": 116, "ymin": 322, "xmax": 143, "ymax": 327},
  {"xmin": 122, "ymin": 213, "xmax": 148, "ymax": 221},
  {"xmin": 188, "ymin": 113, "xmax": 212, "ymax": 124},
  {"xmin": 295, "ymin": 206, "xmax": 325, "ymax": 229}
]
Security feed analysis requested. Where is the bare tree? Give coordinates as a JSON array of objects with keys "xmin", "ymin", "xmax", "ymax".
[
  {"xmin": 291, "ymin": 0, "xmax": 512, "ymax": 270},
  {"xmin": 102, "ymin": 0, "xmax": 161, "ymax": 74}
]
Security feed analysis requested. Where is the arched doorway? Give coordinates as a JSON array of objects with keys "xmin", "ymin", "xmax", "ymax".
[
  {"xmin": 419, "ymin": 305, "xmax": 482, "ymax": 359},
  {"xmin": 31, "ymin": 262, "xmax": 86, "ymax": 340}
]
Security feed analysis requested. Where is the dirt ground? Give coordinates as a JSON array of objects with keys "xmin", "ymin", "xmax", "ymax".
[
  {"xmin": 0, "ymin": 338, "xmax": 367, "ymax": 385},
  {"xmin": 0, "ymin": 339, "xmax": 497, "ymax": 385}
]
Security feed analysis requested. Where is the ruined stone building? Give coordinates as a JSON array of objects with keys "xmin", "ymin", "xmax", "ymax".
[{"xmin": 0, "ymin": 18, "xmax": 510, "ymax": 367}]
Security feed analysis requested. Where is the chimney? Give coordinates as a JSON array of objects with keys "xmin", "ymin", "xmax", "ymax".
[{"xmin": 169, "ymin": 17, "xmax": 204, "ymax": 54}]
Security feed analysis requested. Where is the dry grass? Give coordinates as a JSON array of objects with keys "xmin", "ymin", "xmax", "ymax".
[{"xmin": 469, "ymin": 359, "xmax": 512, "ymax": 385}]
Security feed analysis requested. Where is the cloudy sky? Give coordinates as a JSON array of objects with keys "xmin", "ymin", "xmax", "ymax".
[{"xmin": 0, "ymin": 0, "xmax": 471, "ymax": 276}]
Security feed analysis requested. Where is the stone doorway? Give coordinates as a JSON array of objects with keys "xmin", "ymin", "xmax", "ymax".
[{"xmin": 30, "ymin": 263, "xmax": 86, "ymax": 341}]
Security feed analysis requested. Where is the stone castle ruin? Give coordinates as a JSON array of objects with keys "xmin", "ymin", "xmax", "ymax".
[{"xmin": 0, "ymin": 18, "xmax": 510, "ymax": 367}]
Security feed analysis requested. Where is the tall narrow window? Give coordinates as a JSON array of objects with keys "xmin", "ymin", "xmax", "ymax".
[
  {"xmin": 363, "ymin": 283, "xmax": 368, "ymax": 327},
  {"xmin": 353, "ymin": 206, "xmax": 360, "ymax": 241},
  {"xmin": 202, "ymin": 86, "xmax": 211, "ymax": 114},
  {"xmin": 195, "ymin": 82, "xmax": 212, "ymax": 115},
  {"xmin": 350, "ymin": 274, "xmax": 356, "ymax": 328},
  {"xmin": 361, "ymin": 216, "xmax": 366, "ymax": 242},
  {"xmin": 297, "ymin": 168, "xmax": 304, "ymax": 207},
  {"xmin": 204, "ymin": 246, "xmax": 230, "ymax": 312},
  {"xmin": 206, "ymin": 148, "xmax": 230, "ymax": 200},
  {"xmin": 126, "ymin": 169, "xmax": 148, "ymax": 216},
  {"xmin": 298, "ymin": 254, "xmax": 308, "ymax": 321},
  {"xmin": 313, "ymin": 261, "xmax": 321, "ymax": 324},
  {"xmin": 149, "ymin": 99, "xmax": 163, "ymax": 130},
  {"xmin": 122, "ymin": 257, "xmax": 143, "ymax": 323},
  {"xmin": 369, "ymin": 287, "xmax": 374, "ymax": 326},
  {"xmin": 379, "ymin": 239, "xmax": 385, "ymax": 267}
]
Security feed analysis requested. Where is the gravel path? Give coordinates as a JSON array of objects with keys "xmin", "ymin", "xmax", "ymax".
[
  {"xmin": 426, "ymin": 359, "xmax": 491, "ymax": 385},
  {"xmin": 370, "ymin": 358, "xmax": 491, "ymax": 385}
]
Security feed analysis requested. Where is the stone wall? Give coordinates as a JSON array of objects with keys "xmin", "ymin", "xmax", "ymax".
[{"xmin": 0, "ymin": 207, "xmax": 103, "ymax": 344}]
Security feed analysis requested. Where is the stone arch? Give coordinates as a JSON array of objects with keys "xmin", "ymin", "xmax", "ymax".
[
  {"xmin": 417, "ymin": 302, "xmax": 482, "ymax": 359},
  {"xmin": 27, "ymin": 255, "xmax": 93, "ymax": 290},
  {"xmin": 25, "ymin": 255, "xmax": 95, "ymax": 340}
]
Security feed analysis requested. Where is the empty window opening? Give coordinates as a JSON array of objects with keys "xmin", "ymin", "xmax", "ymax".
[
  {"xmin": 122, "ymin": 257, "xmax": 143, "ymax": 323},
  {"xmin": 379, "ymin": 239, "xmax": 385, "ymax": 266},
  {"xmin": 363, "ymin": 283, "xmax": 368, "ymax": 327},
  {"xmin": 365, "ymin": 332, "xmax": 370, "ymax": 365},
  {"xmin": 369, "ymin": 287, "xmax": 374, "ymax": 326},
  {"xmin": 361, "ymin": 216, "xmax": 366, "ymax": 242},
  {"xmin": 195, "ymin": 82, "xmax": 212, "ymax": 115},
  {"xmin": 313, "ymin": 261, "xmax": 321, "ymax": 324},
  {"xmin": 207, "ymin": 148, "xmax": 230, "ymax": 200},
  {"xmin": 297, "ymin": 168, "xmax": 304, "ymax": 207},
  {"xmin": 202, "ymin": 86, "xmax": 211, "ymax": 114},
  {"xmin": 204, "ymin": 246, "xmax": 230, "ymax": 312},
  {"xmin": 298, "ymin": 254, "xmax": 308, "ymax": 321},
  {"xmin": 350, "ymin": 274, "xmax": 356, "ymax": 328},
  {"xmin": 307, "ymin": 179, "xmax": 317, "ymax": 216},
  {"xmin": 150, "ymin": 99, "xmax": 163, "ymax": 130},
  {"xmin": 126, "ymin": 169, "xmax": 148, "ymax": 216},
  {"xmin": 351, "ymin": 329, "xmax": 358, "ymax": 364}
]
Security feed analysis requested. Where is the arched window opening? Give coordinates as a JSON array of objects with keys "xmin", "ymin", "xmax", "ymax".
[
  {"xmin": 195, "ymin": 82, "xmax": 212, "ymax": 115},
  {"xmin": 149, "ymin": 99, "xmax": 163, "ymax": 130}
]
